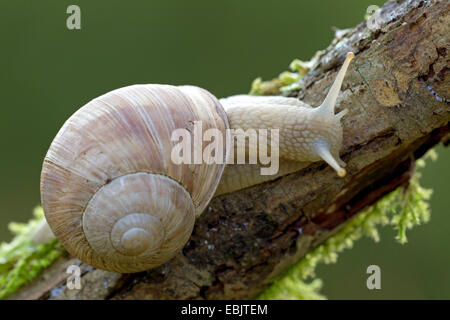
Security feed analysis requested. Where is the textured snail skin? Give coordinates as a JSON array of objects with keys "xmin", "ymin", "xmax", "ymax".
[
  {"xmin": 216, "ymin": 52, "xmax": 353, "ymax": 194},
  {"xmin": 40, "ymin": 52, "xmax": 354, "ymax": 273}
]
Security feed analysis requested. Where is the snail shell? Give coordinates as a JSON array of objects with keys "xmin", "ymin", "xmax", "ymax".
[{"xmin": 40, "ymin": 84, "xmax": 229, "ymax": 273}]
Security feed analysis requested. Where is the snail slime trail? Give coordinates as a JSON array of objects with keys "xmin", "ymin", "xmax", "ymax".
[
  {"xmin": 170, "ymin": 120, "xmax": 280, "ymax": 175},
  {"xmin": 40, "ymin": 52, "xmax": 354, "ymax": 273}
]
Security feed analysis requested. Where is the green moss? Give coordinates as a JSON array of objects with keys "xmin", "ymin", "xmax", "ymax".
[
  {"xmin": 250, "ymin": 77, "xmax": 292, "ymax": 96},
  {"xmin": 249, "ymin": 57, "xmax": 313, "ymax": 96},
  {"xmin": 258, "ymin": 151, "xmax": 436, "ymax": 300},
  {"xmin": 391, "ymin": 155, "xmax": 434, "ymax": 244},
  {"xmin": 0, "ymin": 206, "xmax": 66, "ymax": 299},
  {"xmin": 260, "ymin": 278, "xmax": 326, "ymax": 300}
]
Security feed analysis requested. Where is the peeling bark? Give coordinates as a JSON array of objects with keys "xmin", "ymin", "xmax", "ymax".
[{"xmin": 10, "ymin": 0, "xmax": 449, "ymax": 300}]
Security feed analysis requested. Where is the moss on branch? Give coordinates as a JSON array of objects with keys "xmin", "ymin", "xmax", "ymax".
[
  {"xmin": 0, "ymin": 207, "xmax": 66, "ymax": 299},
  {"xmin": 258, "ymin": 151, "xmax": 435, "ymax": 300}
]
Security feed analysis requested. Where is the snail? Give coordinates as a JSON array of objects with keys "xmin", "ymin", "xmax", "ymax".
[{"xmin": 40, "ymin": 52, "xmax": 354, "ymax": 273}]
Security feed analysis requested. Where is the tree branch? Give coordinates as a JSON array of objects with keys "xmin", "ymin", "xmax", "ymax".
[{"xmin": 10, "ymin": 0, "xmax": 449, "ymax": 300}]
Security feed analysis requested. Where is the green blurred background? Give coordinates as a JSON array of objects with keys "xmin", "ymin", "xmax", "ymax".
[{"xmin": 1, "ymin": 0, "xmax": 448, "ymax": 299}]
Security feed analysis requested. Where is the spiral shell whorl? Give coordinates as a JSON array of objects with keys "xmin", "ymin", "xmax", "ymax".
[
  {"xmin": 82, "ymin": 173, "xmax": 194, "ymax": 273},
  {"xmin": 110, "ymin": 214, "xmax": 164, "ymax": 256}
]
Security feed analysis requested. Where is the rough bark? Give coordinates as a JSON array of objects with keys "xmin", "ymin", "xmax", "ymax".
[{"xmin": 10, "ymin": 0, "xmax": 449, "ymax": 300}]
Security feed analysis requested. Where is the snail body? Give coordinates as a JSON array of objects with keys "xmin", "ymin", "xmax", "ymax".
[{"xmin": 41, "ymin": 52, "xmax": 354, "ymax": 273}]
